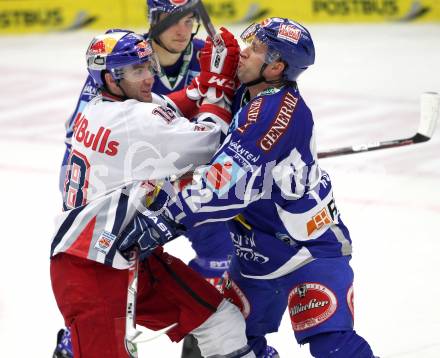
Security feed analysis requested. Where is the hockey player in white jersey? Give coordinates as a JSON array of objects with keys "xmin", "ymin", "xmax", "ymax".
[{"xmin": 50, "ymin": 30, "xmax": 255, "ymax": 358}]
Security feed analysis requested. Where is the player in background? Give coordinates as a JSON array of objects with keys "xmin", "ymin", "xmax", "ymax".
[
  {"xmin": 122, "ymin": 18, "xmax": 378, "ymax": 358},
  {"xmin": 146, "ymin": 0, "xmax": 234, "ymax": 302},
  {"xmin": 53, "ymin": 1, "xmax": 232, "ymax": 356},
  {"xmin": 50, "ymin": 30, "xmax": 255, "ymax": 358}
]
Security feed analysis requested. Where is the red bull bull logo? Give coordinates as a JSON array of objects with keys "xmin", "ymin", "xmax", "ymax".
[
  {"xmin": 136, "ymin": 41, "xmax": 153, "ymax": 58},
  {"xmin": 98, "ymin": 237, "xmax": 111, "ymax": 249},
  {"xmin": 89, "ymin": 37, "xmax": 118, "ymax": 55}
]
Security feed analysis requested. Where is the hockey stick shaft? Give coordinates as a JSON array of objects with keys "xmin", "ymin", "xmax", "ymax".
[
  {"xmin": 124, "ymin": 248, "xmax": 178, "ymax": 352},
  {"xmin": 195, "ymin": 0, "xmax": 225, "ymax": 51},
  {"xmin": 125, "ymin": 248, "xmax": 140, "ymax": 358},
  {"xmin": 318, "ymin": 92, "xmax": 440, "ymax": 159},
  {"xmin": 318, "ymin": 134, "xmax": 422, "ymax": 158}
]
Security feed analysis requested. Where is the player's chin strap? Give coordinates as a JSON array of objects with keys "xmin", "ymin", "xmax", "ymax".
[
  {"xmin": 243, "ymin": 63, "xmax": 296, "ymax": 89},
  {"xmin": 100, "ymin": 70, "xmax": 131, "ymax": 102},
  {"xmin": 101, "ymin": 88, "xmax": 128, "ymax": 103},
  {"xmin": 116, "ymin": 81, "xmax": 130, "ymax": 100},
  {"xmin": 101, "ymin": 82, "xmax": 130, "ymax": 102}
]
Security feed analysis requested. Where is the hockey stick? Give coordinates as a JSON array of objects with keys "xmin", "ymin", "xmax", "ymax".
[
  {"xmin": 194, "ymin": 0, "xmax": 225, "ymax": 51},
  {"xmin": 124, "ymin": 248, "xmax": 177, "ymax": 356},
  {"xmin": 125, "ymin": 248, "xmax": 141, "ymax": 357},
  {"xmin": 317, "ymin": 92, "xmax": 440, "ymax": 159}
]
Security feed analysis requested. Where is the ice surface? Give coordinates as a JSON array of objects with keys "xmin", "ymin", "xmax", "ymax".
[{"xmin": 0, "ymin": 24, "xmax": 439, "ymax": 357}]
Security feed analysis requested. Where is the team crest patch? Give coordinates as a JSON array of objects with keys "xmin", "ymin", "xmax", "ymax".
[
  {"xmin": 203, "ymin": 153, "xmax": 247, "ymax": 196},
  {"xmin": 288, "ymin": 282, "xmax": 337, "ymax": 331},
  {"xmin": 94, "ymin": 231, "xmax": 117, "ymax": 254},
  {"xmin": 277, "ymin": 24, "xmax": 302, "ymax": 44}
]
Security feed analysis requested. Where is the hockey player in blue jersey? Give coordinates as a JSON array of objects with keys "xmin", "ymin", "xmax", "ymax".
[
  {"xmin": 146, "ymin": 0, "xmax": 234, "ymax": 293},
  {"xmin": 120, "ymin": 18, "xmax": 378, "ymax": 358}
]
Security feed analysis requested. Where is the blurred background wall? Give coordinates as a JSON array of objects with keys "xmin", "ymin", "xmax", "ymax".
[{"xmin": 1, "ymin": 0, "xmax": 439, "ymax": 35}]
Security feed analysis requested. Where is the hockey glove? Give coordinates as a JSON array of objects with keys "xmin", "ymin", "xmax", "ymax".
[
  {"xmin": 118, "ymin": 208, "xmax": 185, "ymax": 261},
  {"xmin": 187, "ymin": 27, "xmax": 240, "ymax": 104}
]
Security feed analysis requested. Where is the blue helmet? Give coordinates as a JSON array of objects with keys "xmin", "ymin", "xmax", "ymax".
[
  {"xmin": 240, "ymin": 17, "xmax": 315, "ymax": 82},
  {"xmin": 86, "ymin": 31, "xmax": 156, "ymax": 88},
  {"xmin": 147, "ymin": 0, "xmax": 199, "ymax": 25}
]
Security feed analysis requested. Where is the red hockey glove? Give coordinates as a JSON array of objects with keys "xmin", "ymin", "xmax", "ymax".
[{"xmin": 187, "ymin": 27, "xmax": 240, "ymax": 104}]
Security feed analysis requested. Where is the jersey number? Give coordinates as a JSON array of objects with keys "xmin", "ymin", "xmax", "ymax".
[{"xmin": 63, "ymin": 150, "xmax": 90, "ymax": 210}]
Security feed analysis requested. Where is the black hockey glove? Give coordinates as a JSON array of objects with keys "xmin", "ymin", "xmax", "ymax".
[{"xmin": 118, "ymin": 208, "xmax": 185, "ymax": 261}]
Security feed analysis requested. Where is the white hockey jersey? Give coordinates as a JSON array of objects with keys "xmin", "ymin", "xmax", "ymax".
[{"xmin": 51, "ymin": 92, "xmax": 224, "ymax": 269}]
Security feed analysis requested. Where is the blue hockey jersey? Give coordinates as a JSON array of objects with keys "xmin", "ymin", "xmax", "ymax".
[{"xmin": 167, "ymin": 85, "xmax": 353, "ymax": 279}]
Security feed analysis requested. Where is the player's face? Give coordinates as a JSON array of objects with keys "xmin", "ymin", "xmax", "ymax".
[
  {"xmin": 120, "ymin": 62, "xmax": 155, "ymax": 102},
  {"xmin": 157, "ymin": 13, "xmax": 197, "ymax": 54},
  {"xmin": 237, "ymin": 38, "xmax": 267, "ymax": 84}
]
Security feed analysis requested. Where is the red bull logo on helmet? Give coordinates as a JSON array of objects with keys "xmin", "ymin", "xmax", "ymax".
[
  {"xmin": 89, "ymin": 37, "xmax": 118, "ymax": 55},
  {"xmin": 277, "ymin": 24, "xmax": 302, "ymax": 44},
  {"xmin": 135, "ymin": 41, "xmax": 153, "ymax": 58}
]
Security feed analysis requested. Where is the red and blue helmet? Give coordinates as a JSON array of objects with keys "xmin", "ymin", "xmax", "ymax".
[
  {"xmin": 241, "ymin": 17, "xmax": 315, "ymax": 82},
  {"xmin": 86, "ymin": 31, "xmax": 156, "ymax": 88}
]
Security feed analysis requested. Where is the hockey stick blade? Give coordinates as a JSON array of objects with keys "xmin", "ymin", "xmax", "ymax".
[
  {"xmin": 416, "ymin": 92, "xmax": 440, "ymax": 139},
  {"xmin": 130, "ymin": 323, "xmax": 178, "ymax": 344},
  {"xmin": 318, "ymin": 92, "xmax": 440, "ymax": 159}
]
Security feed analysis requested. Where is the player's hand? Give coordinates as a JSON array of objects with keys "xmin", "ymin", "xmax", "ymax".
[
  {"xmin": 187, "ymin": 27, "xmax": 240, "ymax": 104},
  {"xmin": 118, "ymin": 208, "xmax": 185, "ymax": 261}
]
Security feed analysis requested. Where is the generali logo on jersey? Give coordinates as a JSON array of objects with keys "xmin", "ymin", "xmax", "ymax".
[
  {"xmin": 258, "ymin": 92, "xmax": 298, "ymax": 152},
  {"xmin": 73, "ymin": 114, "xmax": 119, "ymax": 156},
  {"xmin": 288, "ymin": 282, "xmax": 337, "ymax": 331}
]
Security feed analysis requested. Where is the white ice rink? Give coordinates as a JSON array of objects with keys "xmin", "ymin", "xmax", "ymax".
[{"xmin": 0, "ymin": 23, "xmax": 439, "ymax": 357}]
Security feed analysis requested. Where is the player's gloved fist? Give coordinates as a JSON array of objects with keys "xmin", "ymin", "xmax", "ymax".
[
  {"xmin": 118, "ymin": 208, "xmax": 185, "ymax": 261},
  {"xmin": 187, "ymin": 27, "xmax": 240, "ymax": 104}
]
